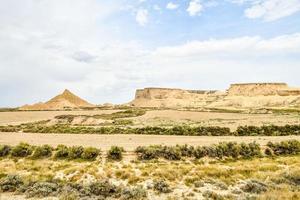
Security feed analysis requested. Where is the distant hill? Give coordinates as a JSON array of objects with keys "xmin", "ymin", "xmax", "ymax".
[
  {"xmin": 20, "ymin": 89, "xmax": 94, "ymax": 110},
  {"xmin": 129, "ymin": 83, "xmax": 300, "ymax": 109}
]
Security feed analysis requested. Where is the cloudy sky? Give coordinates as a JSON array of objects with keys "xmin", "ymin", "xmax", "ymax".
[{"xmin": 0, "ymin": 0, "xmax": 300, "ymax": 107}]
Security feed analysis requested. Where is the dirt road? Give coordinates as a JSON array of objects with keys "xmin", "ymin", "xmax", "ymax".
[{"xmin": 0, "ymin": 132, "xmax": 299, "ymax": 151}]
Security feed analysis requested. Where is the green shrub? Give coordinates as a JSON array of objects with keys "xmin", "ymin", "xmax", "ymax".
[
  {"xmin": 81, "ymin": 147, "xmax": 100, "ymax": 160},
  {"xmin": 54, "ymin": 145, "xmax": 69, "ymax": 159},
  {"xmin": 239, "ymin": 142, "xmax": 261, "ymax": 159},
  {"xmin": 161, "ymin": 146, "xmax": 182, "ymax": 160},
  {"xmin": 121, "ymin": 186, "xmax": 147, "ymax": 200},
  {"xmin": 11, "ymin": 142, "xmax": 33, "ymax": 157},
  {"xmin": 32, "ymin": 145, "xmax": 53, "ymax": 159},
  {"xmin": 88, "ymin": 180, "xmax": 120, "ymax": 197},
  {"xmin": 135, "ymin": 146, "xmax": 160, "ymax": 160},
  {"xmin": 267, "ymin": 140, "xmax": 300, "ymax": 155},
  {"xmin": 0, "ymin": 174, "xmax": 23, "ymax": 192},
  {"xmin": 0, "ymin": 145, "xmax": 11, "ymax": 157},
  {"xmin": 107, "ymin": 146, "xmax": 124, "ymax": 161},
  {"xmin": 240, "ymin": 179, "xmax": 268, "ymax": 194},
  {"xmin": 68, "ymin": 146, "xmax": 84, "ymax": 159},
  {"xmin": 153, "ymin": 179, "xmax": 171, "ymax": 193},
  {"xmin": 25, "ymin": 182, "xmax": 59, "ymax": 198}
]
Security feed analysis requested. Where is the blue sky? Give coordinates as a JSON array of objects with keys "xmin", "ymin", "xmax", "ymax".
[{"xmin": 0, "ymin": 0, "xmax": 300, "ymax": 106}]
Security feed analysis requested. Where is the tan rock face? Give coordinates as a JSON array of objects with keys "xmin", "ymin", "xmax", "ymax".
[
  {"xmin": 130, "ymin": 83, "xmax": 300, "ymax": 108},
  {"xmin": 20, "ymin": 89, "xmax": 94, "ymax": 110},
  {"xmin": 227, "ymin": 83, "xmax": 288, "ymax": 96}
]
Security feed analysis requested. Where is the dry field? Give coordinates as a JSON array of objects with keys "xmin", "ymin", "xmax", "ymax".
[
  {"xmin": 0, "ymin": 133, "xmax": 299, "ymax": 151},
  {"xmin": 0, "ymin": 110, "xmax": 120, "ymax": 126},
  {"xmin": 0, "ymin": 109, "xmax": 300, "ymax": 130},
  {"xmin": 132, "ymin": 110, "xmax": 300, "ymax": 130}
]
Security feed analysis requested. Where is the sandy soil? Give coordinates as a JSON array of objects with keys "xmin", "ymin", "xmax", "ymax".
[
  {"xmin": 0, "ymin": 110, "xmax": 120, "ymax": 126},
  {"xmin": 132, "ymin": 110, "xmax": 300, "ymax": 130},
  {"xmin": 0, "ymin": 132, "xmax": 299, "ymax": 151}
]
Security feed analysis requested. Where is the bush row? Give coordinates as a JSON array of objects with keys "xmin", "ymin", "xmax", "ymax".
[
  {"xmin": 266, "ymin": 140, "xmax": 300, "ymax": 156},
  {"xmin": 1, "ymin": 140, "xmax": 299, "ymax": 162},
  {"xmin": 135, "ymin": 140, "xmax": 300, "ymax": 160},
  {"xmin": 0, "ymin": 143, "xmax": 121, "ymax": 161},
  {"xmin": 1, "ymin": 124, "xmax": 300, "ymax": 136}
]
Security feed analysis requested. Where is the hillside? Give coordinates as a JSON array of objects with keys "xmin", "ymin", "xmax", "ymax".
[{"xmin": 20, "ymin": 89, "xmax": 94, "ymax": 110}]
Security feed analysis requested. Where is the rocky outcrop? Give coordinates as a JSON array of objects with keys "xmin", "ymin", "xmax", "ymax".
[
  {"xmin": 130, "ymin": 83, "xmax": 300, "ymax": 108},
  {"xmin": 130, "ymin": 87, "xmax": 224, "ymax": 108},
  {"xmin": 227, "ymin": 83, "xmax": 289, "ymax": 96},
  {"xmin": 20, "ymin": 89, "xmax": 94, "ymax": 110}
]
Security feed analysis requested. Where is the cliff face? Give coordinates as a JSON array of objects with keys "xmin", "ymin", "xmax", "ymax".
[
  {"xmin": 130, "ymin": 83, "xmax": 300, "ymax": 108},
  {"xmin": 130, "ymin": 87, "xmax": 224, "ymax": 108},
  {"xmin": 227, "ymin": 83, "xmax": 288, "ymax": 96}
]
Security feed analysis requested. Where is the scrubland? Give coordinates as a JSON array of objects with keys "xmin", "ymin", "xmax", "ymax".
[{"xmin": 0, "ymin": 108, "xmax": 299, "ymax": 199}]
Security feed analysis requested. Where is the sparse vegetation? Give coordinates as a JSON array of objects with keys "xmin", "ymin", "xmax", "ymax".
[
  {"xmin": 0, "ymin": 145, "xmax": 11, "ymax": 157},
  {"xmin": 32, "ymin": 144, "xmax": 53, "ymax": 159},
  {"xmin": 136, "ymin": 141, "xmax": 263, "ymax": 160},
  {"xmin": 266, "ymin": 140, "xmax": 300, "ymax": 155},
  {"xmin": 1, "ymin": 123, "xmax": 300, "ymax": 136},
  {"xmin": 11, "ymin": 142, "xmax": 33, "ymax": 157},
  {"xmin": 107, "ymin": 146, "xmax": 124, "ymax": 161},
  {"xmin": 81, "ymin": 147, "xmax": 100, "ymax": 160}
]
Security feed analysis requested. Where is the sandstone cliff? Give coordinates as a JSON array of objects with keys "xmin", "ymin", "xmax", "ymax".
[{"xmin": 130, "ymin": 83, "xmax": 300, "ymax": 109}]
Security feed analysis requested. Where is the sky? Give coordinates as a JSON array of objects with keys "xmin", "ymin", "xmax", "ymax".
[{"xmin": 0, "ymin": 0, "xmax": 300, "ymax": 107}]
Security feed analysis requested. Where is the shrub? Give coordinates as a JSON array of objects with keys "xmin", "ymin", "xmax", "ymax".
[
  {"xmin": 267, "ymin": 140, "xmax": 300, "ymax": 155},
  {"xmin": 161, "ymin": 146, "xmax": 182, "ymax": 160},
  {"xmin": 193, "ymin": 146, "xmax": 207, "ymax": 159},
  {"xmin": 135, "ymin": 146, "xmax": 160, "ymax": 160},
  {"xmin": 240, "ymin": 179, "xmax": 268, "ymax": 194},
  {"xmin": 153, "ymin": 179, "xmax": 171, "ymax": 193},
  {"xmin": 25, "ymin": 182, "xmax": 59, "ymax": 198},
  {"xmin": 32, "ymin": 145, "xmax": 53, "ymax": 159},
  {"xmin": 177, "ymin": 144, "xmax": 194, "ymax": 157},
  {"xmin": 107, "ymin": 146, "xmax": 124, "ymax": 161},
  {"xmin": 0, "ymin": 145, "xmax": 11, "ymax": 157},
  {"xmin": 239, "ymin": 142, "xmax": 261, "ymax": 159},
  {"xmin": 0, "ymin": 174, "xmax": 23, "ymax": 192},
  {"xmin": 11, "ymin": 142, "xmax": 33, "ymax": 157},
  {"xmin": 264, "ymin": 147, "xmax": 274, "ymax": 156},
  {"xmin": 121, "ymin": 186, "xmax": 147, "ymax": 200},
  {"xmin": 81, "ymin": 147, "xmax": 100, "ymax": 160},
  {"xmin": 88, "ymin": 180, "xmax": 120, "ymax": 197},
  {"xmin": 54, "ymin": 145, "xmax": 69, "ymax": 159},
  {"xmin": 68, "ymin": 146, "xmax": 84, "ymax": 159}
]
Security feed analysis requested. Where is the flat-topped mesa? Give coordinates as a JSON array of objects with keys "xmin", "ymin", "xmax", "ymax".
[
  {"xmin": 227, "ymin": 83, "xmax": 289, "ymax": 96},
  {"xmin": 131, "ymin": 87, "xmax": 222, "ymax": 107},
  {"xmin": 135, "ymin": 87, "xmax": 218, "ymax": 100}
]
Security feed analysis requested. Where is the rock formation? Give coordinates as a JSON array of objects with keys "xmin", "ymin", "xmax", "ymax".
[
  {"xmin": 20, "ymin": 89, "xmax": 94, "ymax": 110},
  {"xmin": 130, "ymin": 83, "xmax": 300, "ymax": 109}
]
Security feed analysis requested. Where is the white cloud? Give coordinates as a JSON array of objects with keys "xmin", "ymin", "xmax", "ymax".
[
  {"xmin": 154, "ymin": 33, "xmax": 300, "ymax": 57},
  {"xmin": 136, "ymin": 9, "xmax": 148, "ymax": 26},
  {"xmin": 153, "ymin": 4, "xmax": 161, "ymax": 11},
  {"xmin": 166, "ymin": 2, "xmax": 179, "ymax": 10},
  {"xmin": 0, "ymin": 1, "xmax": 300, "ymax": 107},
  {"xmin": 240, "ymin": 0, "xmax": 300, "ymax": 21},
  {"xmin": 187, "ymin": 0, "xmax": 203, "ymax": 16}
]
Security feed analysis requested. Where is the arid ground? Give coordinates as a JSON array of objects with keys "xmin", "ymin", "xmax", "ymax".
[
  {"xmin": 0, "ymin": 133, "xmax": 299, "ymax": 151},
  {"xmin": 1, "ymin": 109, "xmax": 300, "ymax": 129}
]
